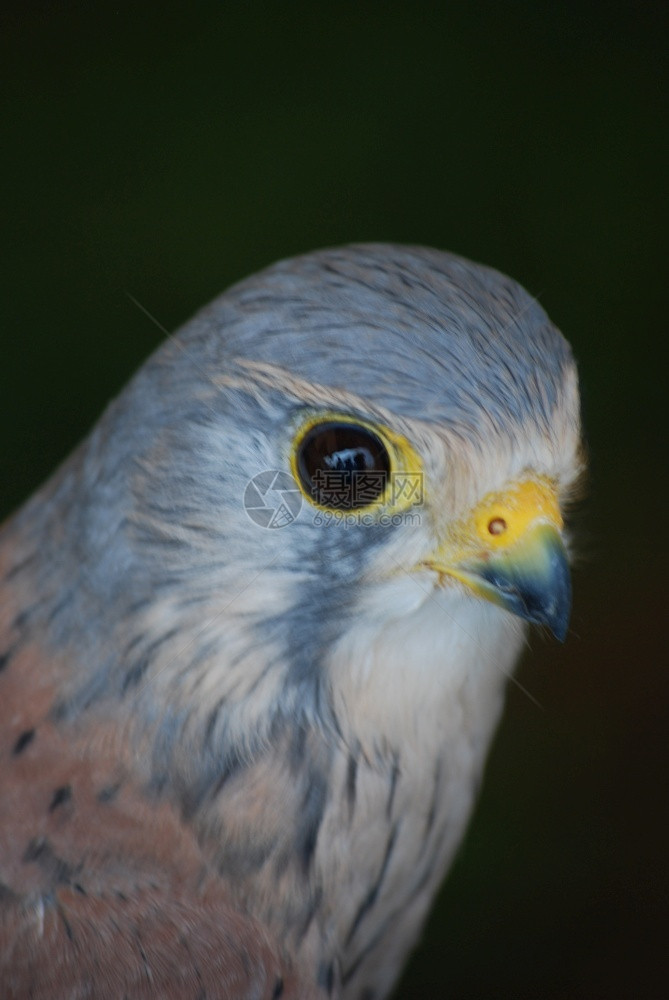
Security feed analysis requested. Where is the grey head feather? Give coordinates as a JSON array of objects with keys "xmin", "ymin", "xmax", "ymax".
[{"xmin": 186, "ymin": 243, "xmax": 575, "ymax": 432}]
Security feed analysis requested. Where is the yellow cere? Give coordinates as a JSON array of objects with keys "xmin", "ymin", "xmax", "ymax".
[{"xmin": 472, "ymin": 477, "xmax": 563, "ymax": 550}]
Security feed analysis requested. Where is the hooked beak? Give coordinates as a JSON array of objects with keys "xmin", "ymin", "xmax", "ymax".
[{"xmin": 424, "ymin": 478, "xmax": 571, "ymax": 641}]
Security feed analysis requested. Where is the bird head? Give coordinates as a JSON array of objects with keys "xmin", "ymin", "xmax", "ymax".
[{"xmin": 15, "ymin": 244, "xmax": 582, "ymax": 763}]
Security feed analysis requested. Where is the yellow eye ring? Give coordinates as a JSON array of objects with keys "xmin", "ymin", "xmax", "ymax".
[{"xmin": 290, "ymin": 411, "xmax": 423, "ymax": 516}]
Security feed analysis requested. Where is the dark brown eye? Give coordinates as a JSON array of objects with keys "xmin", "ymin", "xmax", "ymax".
[{"xmin": 296, "ymin": 421, "xmax": 391, "ymax": 510}]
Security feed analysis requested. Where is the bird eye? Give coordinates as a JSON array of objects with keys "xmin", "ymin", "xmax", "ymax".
[{"xmin": 295, "ymin": 421, "xmax": 391, "ymax": 510}]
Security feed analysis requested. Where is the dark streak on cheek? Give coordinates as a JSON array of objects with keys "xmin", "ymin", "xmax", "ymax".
[
  {"xmin": 271, "ymin": 976, "xmax": 285, "ymax": 998},
  {"xmin": 298, "ymin": 771, "xmax": 328, "ymax": 873},
  {"xmin": 22, "ymin": 837, "xmax": 78, "ymax": 886},
  {"xmin": 386, "ymin": 755, "xmax": 400, "ymax": 820},
  {"xmin": 423, "ymin": 757, "xmax": 442, "ymax": 841},
  {"xmin": 346, "ymin": 753, "xmax": 358, "ymax": 821},
  {"xmin": 317, "ymin": 959, "xmax": 335, "ymax": 995},
  {"xmin": 345, "ymin": 823, "xmax": 399, "ymax": 948},
  {"xmin": 97, "ymin": 782, "xmax": 121, "ymax": 803},
  {"xmin": 48, "ymin": 784, "xmax": 73, "ymax": 813},
  {"xmin": 13, "ymin": 728, "xmax": 35, "ymax": 754}
]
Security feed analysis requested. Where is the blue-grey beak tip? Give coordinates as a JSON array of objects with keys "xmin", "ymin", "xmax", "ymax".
[{"xmin": 478, "ymin": 530, "xmax": 572, "ymax": 642}]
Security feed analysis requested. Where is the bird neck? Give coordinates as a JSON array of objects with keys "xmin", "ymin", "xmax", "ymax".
[
  {"xmin": 182, "ymin": 594, "xmax": 518, "ymax": 998},
  {"xmin": 1, "ymin": 461, "xmax": 520, "ymax": 1000}
]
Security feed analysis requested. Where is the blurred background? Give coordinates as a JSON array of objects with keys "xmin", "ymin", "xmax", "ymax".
[{"xmin": 1, "ymin": 2, "xmax": 666, "ymax": 996}]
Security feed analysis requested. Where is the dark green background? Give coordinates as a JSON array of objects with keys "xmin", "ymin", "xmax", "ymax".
[{"xmin": 2, "ymin": 3, "xmax": 667, "ymax": 996}]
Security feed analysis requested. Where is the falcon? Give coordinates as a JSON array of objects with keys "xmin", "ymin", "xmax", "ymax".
[{"xmin": 0, "ymin": 244, "xmax": 583, "ymax": 998}]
